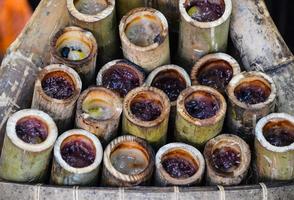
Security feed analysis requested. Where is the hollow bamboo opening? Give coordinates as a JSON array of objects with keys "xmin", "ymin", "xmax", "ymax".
[
  {"xmin": 161, "ymin": 149, "xmax": 199, "ymax": 179},
  {"xmin": 60, "ymin": 134, "xmax": 96, "ymax": 168},
  {"xmin": 41, "ymin": 71, "xmax": 76, "ymax": 100},
  {"xmin": 129, "ymin": 92, "xmax": 164, "ymax": 122},
  {"xmin": 209, "ymin": 141, "xmax": 241, "ymax": 174},
  {"xmin": 183, "ymin": 0, "xmax": 226, "ymax": 23},
  {"xmin": 234, "ymin": 79, "xmax": 271, "ymax": 105},
  {"xmin": 262, "ymin": 119, "xmax": 294, "ymax": 147},
  {"xmin": 195, "ymin": 60, "xmax": 233, "ymax": 92},
  {"xmin": 151, "ymin": 69, "xmax": 187, "ymax": 102},
  {"xmin": 81, "ymin": 89, "xmax": 116, "ymax": 120},
  {"xmin": 124, "ymin": 13, "xmax": 164, "ymax": 47},
  {"xmin": 101, "ymin": 62, "xmax": 143, "ymax": 97},
  {"xmin": 184, "ymin": 90, "xmax": 220, "ymax": 120},
  {"xmin": 73, "ymin": 0, "xmax": 108, "ymax": 15},
  {"xmin": 110, "ymin": 141, "xmax": 149, "ymax": 175},
  {"xmin": 15, "ymin": 116, "xmax": 49, "ymax": 145}
]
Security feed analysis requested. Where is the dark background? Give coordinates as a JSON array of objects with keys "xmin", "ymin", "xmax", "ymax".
[{"xmin": 28, "ymin": 0, "xmax": 294, "ymax": 53}]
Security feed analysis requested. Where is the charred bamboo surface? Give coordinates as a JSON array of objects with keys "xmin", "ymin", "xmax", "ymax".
[{"xmin": 230, "ymin": 0, "xmax": 294, "ymax": 115}]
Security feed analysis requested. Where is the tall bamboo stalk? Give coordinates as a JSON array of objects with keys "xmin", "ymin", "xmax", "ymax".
[
  {"xmin": 255, "ymin": 113, "xmax": 294, "ymax": 181},
  {"xmin": 119, "ymin": 7, "xmax": 170, "ymax": 72},
  {"xmin": 0, "ymin": 109, "xmax": 58, "ymax": 183},
  {"xmin": 50, "ymin": 26, "xmax": 97, "ymax": 87},
  {"xmin": 50, "ymin": 129, "xmax": 103, "ymax": 185},
  {"xmin": 177, "ymin": 0, "xmax": 232, "ymax": 71},
  {"xmin": 31, "ymin": 64, "xmax": 82, "ymax": 132},
  {"xmin": 67, "ymin": 0, "xmax": 119, "ymax": 66}
]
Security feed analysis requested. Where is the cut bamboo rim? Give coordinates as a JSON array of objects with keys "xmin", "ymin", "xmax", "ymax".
[
  {"xmin": 119, "ymin": 7, "xmax": 170, "ymax": 72},
  {"xmin": 75, "ymin": 86, "xmax": 122, "ymax": 146},
  {"xmin": 50, "ymin": 26, "xmax": 97, "ymax": 87},
  {"xmin": 175, "ymin": 85, "xmax": 227, "ymax": 148},
  {"xmin": 226, "ymin": 71, "xmax": 277, "ymax": 142},
  {"xmin": 51, "ymin": 129, "xmax": 103, "ymax": 185},
  {"xmin": 204, "ymin": 134, "xmax": 251, "ymax": 186},
  {"xmin": 96, "ymin": 59, "xmax": 145, "ymax": 98},
  {"xmin": 255, "ymin": 113, "xmax": 294, "ymax": 181},
  {"xmin": 102, "ymin": 135, "xmax": 154, "ymax": 186},
  {"xmin": 122, "ymin": 86, "xmax": 170, "ymax": 149},
  {"xmin": 177, "ymin": 0, "xmax": 232, "ymax": 70},
  {"xmin": 67, "ymin": 0, "xmax": 119, "ymax": 65},
  {"xmin": 190, "ymin": 53, "xmax": 241, "ymax": 94},
  {"xmin": 32, "ymin": 64, "xmax": 82, "ymax": 132},
  {"xmin": 155, "ymin": 142, "xmax": 205, "ymax": 186},
  {"xmin": 0, "ymin": 109, "xmax": 58, "ymax": 183}
]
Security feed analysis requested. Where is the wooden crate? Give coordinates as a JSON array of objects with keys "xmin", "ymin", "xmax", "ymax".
[{"xmin": 0, "ymin": 0, "xmax": 293, "ymax": 199}]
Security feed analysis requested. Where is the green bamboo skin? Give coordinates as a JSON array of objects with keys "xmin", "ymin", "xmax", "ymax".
[
  {"xmin": 226, "ymin": 72, "xmax": 277, "ymax": 143},
  {"xmin": 0, "ymin": 109, "xmax": 58, "ymax": 183},
  {"xmin": 50, "ymin": 26, "xmax": 98, "ymax": 87},
  {"xmin": 175, "ymin": 86, "xmax": 227, "ymax": 148},
  {"xmin": 177, "ymin": 0, "xmax": 232, "ymax": 71},
  {"xmin": 67, "ymin": 0, "xmax": 120, "ymax": 66},
  {"xmin": 101, "ymin": 135, "xmax": 154, "ymax": 186},
  {"xmin": 122, "ymin": 86, "xmax": 170, "ymax": 150},
  {"xmin": 255, "ymin": 113, "xmax": 294, "ymax": 181},
  {"xmin": 50, "ymin": 129, "xmax": 103, "ymax": 186}
]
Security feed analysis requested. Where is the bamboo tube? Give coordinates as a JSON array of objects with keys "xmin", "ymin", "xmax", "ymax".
[
  {"xmin": 122, "ymin": 86, "xmax": 170, "ymax": 149},
  {"xmin": 177, "ymin": 0, "xmax": 232, "ymax": 70},
  {"xmin": 75, "ymin": 86, "xmax": 122, "ymax": 146},
  {"xmin": 144, "ymin": 64, "xmax": 191, "ymax": 135},
  {"xmin": 190, "ymin": 53, "xmax": 241, "ymax": 94},
  {"xmin": 175, "ymin": 85, "xmax": 226, "ymax": 148},
  {"xmin": 0, "ymin": 109, "xmax": 58, "ymax": 183},
  {"xmin": 32, "ymin": 64, "xmax": 82, "ymax": 132},
  {"xmin": 50, "ymin": 26, "xmax": 97, "ymax": 87},
  {"xmin": 119, "ymin": 7, "xmax": 170, "ymax": 72},
  {"xmin": 67, "ymin": 0, "xmax": 119, "ymax": 66},
  {"xmin": 50, "ymin": 129, "xmax": 103, "ymax": 186},
  {"xmin": 116, "ymin": 0, "xmax": 152, "ymax": 20},
  {"xmin": 96, "ymin": 59, "xmax": 145, "ymax": 98},
  {"xmin": 230, "ymin": 0, "xmax": 294, "ymax": 115},
  {"xmin": 226, "ymin": 71, "xmax": 277, "ymax": 142},
  {"xmin": 204, "ymin": 134, "xmax": 251, "ymax": 186},
  {"xmin": 155, "ymin": 142, "xmax": 205, "ymax": 186},
  {"xmin": 101, "ymin": 135, "xmax": 154, "ymax": 186},
  {"xmin": 255, "ymin": 113, "xmax": 294, "ymax": 181}
]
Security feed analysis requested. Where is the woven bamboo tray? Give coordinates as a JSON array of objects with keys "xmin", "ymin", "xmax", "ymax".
[{"xmin": 0, "ymin": 0, "xmax": 293, "ymax": 199}]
